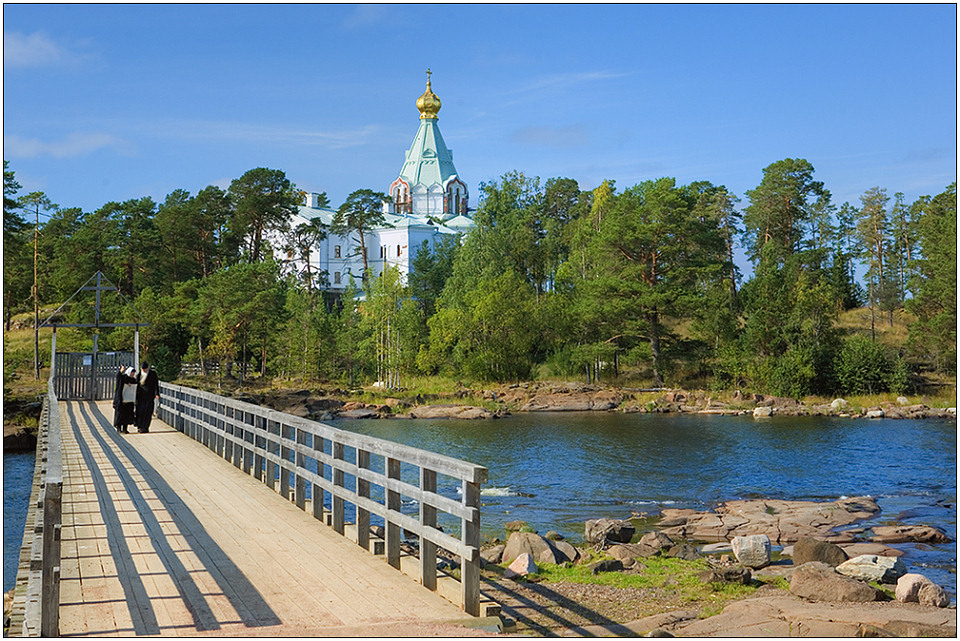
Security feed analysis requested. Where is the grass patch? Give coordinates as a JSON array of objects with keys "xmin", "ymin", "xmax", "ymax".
[{"xmin": 532, "ymin": 552, "xmax": 760, "ymax": 604}]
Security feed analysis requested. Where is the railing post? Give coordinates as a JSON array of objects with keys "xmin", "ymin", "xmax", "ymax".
[
  {"xmin": 420, "ymin": 468, "xmax": 438, "ymax": 591},
  {"xmin": 356, "ymin": 449, "xmax": 371, "ymax": 550},
  {"xmin": 294, "ymin": 427, "xmax": 306, "ymax": 510},
  {"xmin": 385, "ymin": 457, "xmax": 402, "ymax": 570},
  {"xmin": 313, "ymin": 434, "xmax": 326, "ymax": 523},
  {"xmin": 461, "ymin": 480, "xmax": 481, "ymax": 616},
  {"xmin": 332, "ymin": 442, "xmax": 345, "ymax": 535},
  {"xmin": 279, "ymin": 423, "xmax": 292, "ymax": 501},
  {"xmin": 265, "ymin": 420, "xmax": 277, "ymax": 492}
]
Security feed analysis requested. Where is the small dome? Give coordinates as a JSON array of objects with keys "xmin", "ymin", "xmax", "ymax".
[{"xmin": 417, "ymin": 70, "xmax": 441, "ymax": 119}]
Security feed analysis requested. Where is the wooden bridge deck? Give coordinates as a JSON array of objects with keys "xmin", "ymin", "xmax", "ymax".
[{"xmin": 54, "ymin": 400, "xmax": 478, "ymax": 637}]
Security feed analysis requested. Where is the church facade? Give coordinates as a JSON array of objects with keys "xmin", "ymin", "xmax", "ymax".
[{"xmin": 281, "ymin": 72, "xmax": 473, "ymax": 294}]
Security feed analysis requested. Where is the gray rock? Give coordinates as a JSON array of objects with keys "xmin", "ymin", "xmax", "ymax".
[
  {"xmin": 665, "ymin": 543, "xmax": 699, "ymax": 561},
  {"xmin": 836, "ymin": 554, "xmax": 907, "ymax": 583},
  {"xmin": 753, "ymin": 406, "xmax": 773, "ymax": 418},
  {"xmin": 896, "ymin": 396, "xmax": 910, "ymax": 406},
  {"xmin": 589, "ymin": 558, "xmax": 624, "ymax": 574},
  {"xmin": 502, "ymin": 531, "xmax": 555, "ymax": 566},
  {"xmin": 551, "ymin": 540, "xmax": 580, "ymax": 563},
  {"xmin": 639, "ymin": 530, "xmax": 674, "ymax": 550},
  {"xmin": 918, "ymin": 582, "xmax": 950, "ymax": 608},
  {"xmin": 700, "ymin": 542, "xmax": 733, "ymax": 554},
  {"xmin": 544, "ymin": 530, "xmax": 563, "ymax": 541},
  {"xmin": 790, "ymin": 562, "xmax": 881, "ymax": 602},
  {"xmin": 585, "ymin": 518, "xmax": 636, "ymax": 544},
  {"xmin": 609, "ymin": 543, "xmax": 658, "ymax": 561},
  {"xmin": 831, "ymin": 398, "xmax": 850, "ymax": 411},
  {"xmin": 793, "ymin": 536, "xmax": 848, "ymax": 567},
  {"xmin": 865, "ymin": 408, "xmax": 885, "ymax": 419},
  {"xmin": 699, "ymin": 565, "xmax": 752, "ymax": 585},
  {"xmin": 480, "ymin": 544, "xmax": 504, "ymax": 565},
  {"xmin": 732, "ymin": 534, "xmax": 771, "ymax": 569}
]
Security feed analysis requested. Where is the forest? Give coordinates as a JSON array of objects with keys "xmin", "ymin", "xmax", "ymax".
[{"xmin": 3, "ymin": 158, "xmax": 956, "ymax": 398}]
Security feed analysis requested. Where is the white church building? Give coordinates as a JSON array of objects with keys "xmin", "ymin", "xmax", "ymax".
[{"xmin": 281, "ymin": 72, "xmax": 474, "ymax": 293}]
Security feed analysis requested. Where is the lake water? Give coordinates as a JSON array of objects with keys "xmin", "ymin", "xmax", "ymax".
[
  {"xmin": 3, "ymin": 413, "xmax": 955, "ymax": 599},
  {"xmin": 4, "ymin": 452, "xmax": 35, "ymax": 592},
  {"xmin": 333, "ymin": 412, "xmax": 957, "ymax": 599}
]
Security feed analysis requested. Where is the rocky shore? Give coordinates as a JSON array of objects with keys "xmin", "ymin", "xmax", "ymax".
[
  {"xmin": 230, "ymin": 380, "xmax": 956, "ymax": 422},
  {"xmin": 481, "ymin": 496, "xmax": 956, "ymax": 637}
]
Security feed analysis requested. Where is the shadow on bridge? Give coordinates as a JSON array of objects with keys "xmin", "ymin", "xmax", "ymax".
[{"xmin": 64, "ymin": 402, "xmax": 281, "ymax": 635}]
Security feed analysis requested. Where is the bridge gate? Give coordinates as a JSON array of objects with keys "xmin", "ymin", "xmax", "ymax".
[{"xmin": 53, "ymin": 351, "xmax": 135, "ymax": 401}]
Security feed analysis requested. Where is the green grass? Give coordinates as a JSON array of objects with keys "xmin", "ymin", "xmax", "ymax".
[{"xmin": 527, "ymin": 552, "xmax": 765, "ymax": 604}]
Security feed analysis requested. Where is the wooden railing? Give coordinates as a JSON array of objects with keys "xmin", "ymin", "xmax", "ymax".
[
  {"xmin": 157, "ymin": 383, "xmax": 489, "ymax": 615},
  {"xmin": 11, "ymin": 379, "xmax": 64, "ymax": 637}
]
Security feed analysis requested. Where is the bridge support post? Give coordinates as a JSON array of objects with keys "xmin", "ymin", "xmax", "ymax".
[{"xmin": 461, "ymin": 480, "xmax": 481, "ymax": 616}]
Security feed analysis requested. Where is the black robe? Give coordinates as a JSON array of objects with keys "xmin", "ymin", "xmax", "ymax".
[
  {"xmin": 113, "ymin": 370, "xmax": 138, "ymax": 429},
  {"xmin": 135, "ymin": 368, "xmax": 160, "ymax": 432}
]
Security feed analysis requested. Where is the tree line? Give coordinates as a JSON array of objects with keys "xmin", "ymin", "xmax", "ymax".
[{"xmin": 3, "ymin": 159, "xmax": 955, "ymax": 396}]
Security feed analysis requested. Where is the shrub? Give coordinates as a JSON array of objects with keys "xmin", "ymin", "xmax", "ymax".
[{"xmin": 835, "ymin": 335, "xmax": 907, "ymax": 395}]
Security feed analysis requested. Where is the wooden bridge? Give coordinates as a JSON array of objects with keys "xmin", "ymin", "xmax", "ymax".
[{"xmin": 9, "ymin": 378, "xmax": 498, "ymax": 637}]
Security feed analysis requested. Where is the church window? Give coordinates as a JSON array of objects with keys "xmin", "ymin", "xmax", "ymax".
[
  {"xmin": 397, "ymin": 244, "xmax": 402, "ymax": 256},
  {"xmin": 380, "ymin": 245, "xmax": 384, "ymax": 258},
  {"xmin": 334, "ymin": 245, "xmax": 341, "ymax": 258},
  {"xmin": 334, "ymin": 271, "xmax": 341, "ymax": 284}
]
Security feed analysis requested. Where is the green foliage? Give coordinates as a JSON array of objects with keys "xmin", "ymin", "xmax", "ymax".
[
  {"xmin": 906, "ymin": 183, "xmax": 957, "ymax": 374},
  {"xmin": 835, "ymin": 335, "xmax": 909, "ymax": 395}
]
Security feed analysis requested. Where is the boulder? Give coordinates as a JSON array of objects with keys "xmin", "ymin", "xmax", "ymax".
[
  {"xmin": 896, "ymin": 396, "xmax": 911, "ymax": 406},
  {"xmin": 588, "ymin": 558, "xmax": 624, "ymax": 574},
  {"xmin": 504, "ymin": 520, "xmax": 528, "ymax": 533},
  {"xmin": 831, "ymin": 398, "xmax": 850, "ymax": 411},
  {"xmin": 789, "ymin": 562, "xmax": 881, "ymax": 602},
  {"xmin": 585, "ymin": 518, "xmax": 635, "ymax": 544},
  {"xmin": 551, "ymin": 540, "xmax": 580, "ymax": 563},
  {"xmin": 865, "ymin": 408, "xmax": 885, "ymax": 419},
  {"xmin": 544, "ymin": 530, "xmax": 563, "ymax": 541},
  {"xmin": 480, "ymin": 544, "xmax": 504, "ymax": 565},
  {"xmin": 700, "ymin": 542, "xmax": 733, "ymax": 554},
  {"xmin": 407, "ymin": 404, "xmax": 494, "ymax": 420},
  {"xmin": 732, "ymin": 534, "xmax": 771, "ymax": 569},
  {"xmin": 699, "ymin": 565, "xmax": 752, "ymax": 585},
  {"xmin": 896, "ymin": 573, "xmax": 929, "ymax": 603},
  {"xmin": 609, "ymin": 543, "xmax": 658, "ymax": 561},
  {"xmin": 502, "ymin": 531, "xmax": 555, "ymax": 566},
  {"xmin": 659, "ymin": 497, "xmax": 881, "ymax": 544},
  {"xmin": 665, "ymin": 544, "xmax": 700, "ymax": 561},
  {"xmin": 870, "ymin": 525, "xmax": 949, "ymax": 544},
  {"xmin": 836, "ymin": 555, "xmax": 907, "ymax": 584},
  {"xmin": 753, "ymin": 406, "xmax": 773, "ymax": 418},
  {"xmin": 918, "ymin": 582, "xmax": 950, "ymax": 608},
  {"xmin": 538, "ymin": 547, "xmax": 562, "ymax": 565},
  {"xmin": 639, "ymin": 530, "xmax": 674, "ymax": 550},
  {"xmin": 793, "ymin": 536, "xmax": 848, "ymax": 567},
  {"xmin": 504, "ymin": 553, "xmax": 538, "ymax": 579}
]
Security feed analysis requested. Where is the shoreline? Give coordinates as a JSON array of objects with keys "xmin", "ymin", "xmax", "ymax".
[{"xmin": 207, "ymin": 380, "xmax": 958, "ymax": 423}]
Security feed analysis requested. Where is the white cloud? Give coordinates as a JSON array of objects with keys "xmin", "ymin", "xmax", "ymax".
[
  {"xmin": 3, "ymin": 30, "xmax": 89, "ymax": 69},
  {"xmin": 4, "ymin": 132, "xmax": 135, "ymax": 158},
  {"xmin": 154, "ymin": 120, "xmax": 388, "ymax": 150}
]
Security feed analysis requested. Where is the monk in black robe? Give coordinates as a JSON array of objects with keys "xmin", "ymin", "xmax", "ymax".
[
  {"xmin": 135, "ymin": 362, "xmax": 160, "ymax": 433},
  {"xmin": 113, "ymin": 366, "xmax": 138, "ymax": 433}
]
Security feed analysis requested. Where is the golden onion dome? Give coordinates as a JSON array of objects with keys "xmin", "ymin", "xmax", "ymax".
[{"xmin": 417, "ymin": 69, "xmax": 441, "ymax": 119}]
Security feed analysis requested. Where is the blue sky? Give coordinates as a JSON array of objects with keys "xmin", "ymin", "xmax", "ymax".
[{"xmin": 4, "ymin": 3, "xmax": 957, "ymax": 231}]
